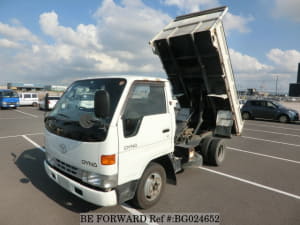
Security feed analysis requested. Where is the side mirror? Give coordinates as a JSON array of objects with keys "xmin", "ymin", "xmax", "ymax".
[{"xmin": 94, "ymin": 90, "xmax": 110, "ymax": 118}]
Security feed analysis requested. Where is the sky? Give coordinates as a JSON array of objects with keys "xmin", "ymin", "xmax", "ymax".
[{"xmin": 0, "ymin": 0, "xmax": 300, "ymax": 93}]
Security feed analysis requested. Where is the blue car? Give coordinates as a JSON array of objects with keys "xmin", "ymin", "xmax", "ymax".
[
  {"xmin": 241, "ymin": 100, "xmax": 299, "ymax": 123},
  {"xmin": 0, "ymin": 89, "xmax": 20, "ymax": 109}
]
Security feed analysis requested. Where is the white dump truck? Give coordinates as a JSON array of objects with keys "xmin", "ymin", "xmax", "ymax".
[{"xmin": 44, "ymin": 6, "xmax": 243, "ymax": 209}]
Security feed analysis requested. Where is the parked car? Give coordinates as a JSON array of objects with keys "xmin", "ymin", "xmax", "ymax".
[
  {"xmin": 241, "ymin": 99, "xmax": 299, "ymax": 123},
  {"xmin": 39, "ymin": 96, "xmax": 60, "ymax": 110},
  {"xmin": 19, "ymin": 92, "xmax": 39, "ymax": 106},
  {"xmin": 0, "ymin": 89, "xmax": 19, "ymax": 109}
]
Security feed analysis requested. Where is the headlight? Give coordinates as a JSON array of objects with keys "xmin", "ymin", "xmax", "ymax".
[
  {"xmin": 2, "ymin": 102, "xmax": 7, "ymax": 105},
  {"xmin": 288, "ymin": 110, "xmax": 295, "ymax": 115},
  {"xmin": 81, "ymin": 171, "xmax": 117, "ymax": 189}
]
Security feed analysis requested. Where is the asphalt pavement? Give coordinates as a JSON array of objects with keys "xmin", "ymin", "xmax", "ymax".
[{"xmin": 0, "ymin": 107, "xmax": 299, "ymax": 225}]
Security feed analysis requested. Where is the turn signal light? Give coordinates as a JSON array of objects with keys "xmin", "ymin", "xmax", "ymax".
[{"xmin": 101, "ymin": 154, "xmax": 116, "ymax": 165}]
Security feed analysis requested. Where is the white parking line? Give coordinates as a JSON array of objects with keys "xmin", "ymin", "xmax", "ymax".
[
  {"xmin": 0, "ymin": 132, "xmax": 43, "ymax": 139},
  {"xmin": 242, "ymin": 136, "xmax": 300, "ymax": 148},
  {"xmin": 22, "ymin": 135, "xmax": 45, "ymax": 152},
  {"xmin": 121, "ymin": 204, "xmax": 159, "ymax": 225},
  {"xmin": 246, "ymin": 123, "xmax": 300, "ymax": 131},
  {"xmin": 199, "ymin": 167, "xmax": 300, "ymax": 200},
  {"xmin": 0, "ymin": 117, "xmax": 28, "ymax": 120},
  {"xmin": 244, "ymin": 128, "xmax": 300, "ymax": 138},
  {"xmin": 227, "ymin": 147, "xmax": 300, "ymax": 164},
  {"xmin": 15, "ymin": 109, "xmax": 39, "ymax": 118}
]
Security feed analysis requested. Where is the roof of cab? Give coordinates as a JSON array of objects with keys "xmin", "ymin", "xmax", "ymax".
[{"xmin": 81, "ymin": 75, "xmax": 168, "ymax": 83}]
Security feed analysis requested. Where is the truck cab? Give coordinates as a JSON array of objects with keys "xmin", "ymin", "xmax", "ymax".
[
  {"xmin": 44, "ymin": 6, "xmax": 243, "ymax": 209},
  {"xmin": 44, "ymin": 76, "xmax": 176, "ymax": 208}
]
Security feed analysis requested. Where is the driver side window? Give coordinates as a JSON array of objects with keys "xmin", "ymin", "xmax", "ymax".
[
  {"xmin": 122, "ymin": 82, "xmax": 166, "ymax": 137},
  {"xmin": 266, "ymin": 101, "xmax": 276, "ymax": 109}
]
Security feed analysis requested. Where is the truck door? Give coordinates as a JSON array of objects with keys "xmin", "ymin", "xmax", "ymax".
[{"xmin": 117, "ymin": 81, "xmax": 173, "ymax": 185}]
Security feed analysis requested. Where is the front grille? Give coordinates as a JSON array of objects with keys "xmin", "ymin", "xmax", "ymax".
[{"xmin": 54, "ymin": 159, "xmax": 81, "ymax": 179}]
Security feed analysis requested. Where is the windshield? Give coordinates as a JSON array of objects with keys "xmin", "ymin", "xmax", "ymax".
[
  {"xmin": 45, "ymin": 78, "xmax": 126, "ymax": 142},
  {"xmin": 272, "ymin": 101, "xmax": 283, "ymax": 108},
  {"xmin": 0, "ymin": 91, "xmax": 19, "ymax": 98}
]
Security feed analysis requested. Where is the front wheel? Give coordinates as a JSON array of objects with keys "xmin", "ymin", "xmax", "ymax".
[
  {"xmin": 279, "ymin": 115, "xmax": 289, "ymax": 123},
  {"xmin": 131, "ymin": 162, "xmax": 166, "ymax": 209}
]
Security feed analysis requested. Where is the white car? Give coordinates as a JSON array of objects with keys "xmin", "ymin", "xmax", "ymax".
[
  {"xmin": 19, "ymin": 93, "xmax": 39, "ymax": 106},
  {"xmin": 39, "ymin": 96, "xmax": 60, "ymax": 110}
]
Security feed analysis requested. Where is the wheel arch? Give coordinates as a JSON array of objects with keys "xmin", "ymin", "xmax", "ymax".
[
  {"xmin": 277, "ymin": 113, "xmax": 290, "ymax": 122},
  {"xmin": 152, "ymin": 154, "xmax": 177, "ymax": 185}
]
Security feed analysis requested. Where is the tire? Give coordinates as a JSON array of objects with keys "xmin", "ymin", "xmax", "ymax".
[
  {"xmin": 32, "ymin": 102, "xmax": 38, "ymax": 107},
  {"xmin": 131, "ymin": 162, "xmax": 166, "ymax": 209},
  {"xmin": 279, "ymin": 115, "xmax": 289, "ymax": 123},
  {"xmin": 208, "ymin": 138, "xmax": 226, "ymax": 166},
  {"xmin": 242, "ymin": 112, "xmax": 251, "ymax": 120},
  {"xmin": 200, "ymin": 137, "xmax": 212, "ymax": 164}
]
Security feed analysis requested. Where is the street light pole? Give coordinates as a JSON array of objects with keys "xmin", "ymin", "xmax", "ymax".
[{"xmin": 275, "ymin": 76, "xmax": 278, "ymax": 96}]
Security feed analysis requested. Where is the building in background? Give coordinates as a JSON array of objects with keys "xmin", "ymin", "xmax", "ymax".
[
  {"xmin": 289, "ymin": 63, "xmax": 300, "ymax": 97},
  {"xmin": 7, "ymin": 82, "xmax": 44, "ymax": 91},
  {"xmin": 6, "ymin": 83, "xmax": 67, "ymax": 93},
  {"xmin": 44, "ymin": 85, "xmax": 67, "ymax": 92}
]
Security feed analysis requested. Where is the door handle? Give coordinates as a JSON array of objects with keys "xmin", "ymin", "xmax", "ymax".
[{"xmin": 162, "ymin": 128, "xmax": 170, "ymax": 133}]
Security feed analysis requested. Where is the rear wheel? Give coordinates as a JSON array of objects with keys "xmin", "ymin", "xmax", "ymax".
[
  {"xmin": 279, "ymin": 115, "xmax": 289, "ymax": 123},
  {"xmin": 131, "ymin": 162, "xmax": 166, "ymax": 209},
  {"xmin": 242, "ymin": 112, "xmax": 251, "ymax": 120},
  {"xmin": 208, "ymin": 138, "xmax": 226, "ymax": 166},
  {"xmin": 199, "ymin": 137, "xmax": 212, "ymax": 164},
  {"xmin": 32, "ymin": 102, "xmax": 38, "ymax": 107}
]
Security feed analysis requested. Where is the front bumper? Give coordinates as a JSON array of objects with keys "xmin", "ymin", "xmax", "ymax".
[
  {"xmin": 44, "ymin": 161, "xmax": 118, "ymax": 207},
  {"xmin": 289, "ymin": 112, "xmax": 299, "ymax": 121},
  {"xmin": 1, "ymin": 103, "xmax": 18, "ymax": 108}
]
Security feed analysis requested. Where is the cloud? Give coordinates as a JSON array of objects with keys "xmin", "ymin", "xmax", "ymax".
[
  {"xmin": 272, "ymin": 0, "xmax": 300, "ymax": 22},
  {"xmin": 267, "ymin": 48, "xmax": 300, "ymax": 72},
  {"xmin": 39, "ymin": 11, "xmax": 101, "ymax": 49},
  {"xmin": 230, "ymin": 48, "xmax": 300, "ymax": 92},
  {"xmin": 230, "ymin": 49, "xmax": 273, "ymax": 73},
  {"xmin": 229, "ymin": 49, "xmax": 278, "ymax": 91},
  {"xmin": 223, "ymin": 13, "xmax": 254, "ymax": 33},
  {"xmin": 0, "ymin": 38, "xmax": 21, "ymax": 48},
  {"xmin": 164, "ymin": 0, "xmax": 219, "ymax": 13},
  {"xmin": 93, "ymin": 0, "xmax": 171, "ymax": 69},
  {"xmin": 0, "ymin": 22, "xmax": 40, "ymax": 43}
]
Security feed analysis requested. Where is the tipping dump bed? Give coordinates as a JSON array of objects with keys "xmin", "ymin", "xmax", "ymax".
[{"xmin": 150, "ymin": 6, "xmax": 243, "ymax": 136}]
